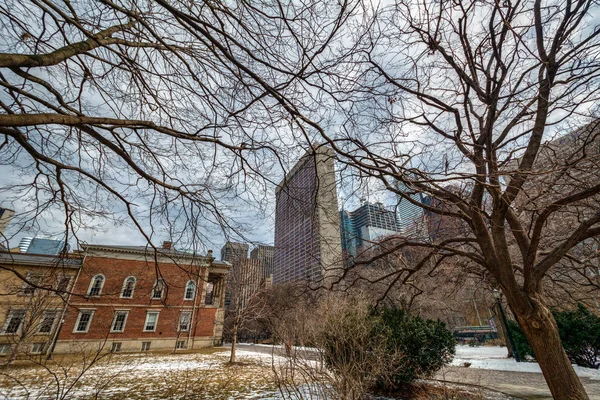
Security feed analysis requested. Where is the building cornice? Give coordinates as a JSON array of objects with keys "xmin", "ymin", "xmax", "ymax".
[{"xmin": 80, "ymin": 244, "xmax": 230, "ymax": 272}]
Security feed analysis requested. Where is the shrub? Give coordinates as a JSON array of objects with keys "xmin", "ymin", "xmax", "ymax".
[
  {"xmin": 508, "ymin": 304, "xmax": 600, "ymax": 369},
  {"xmin": 506, "ymin": 319, "xmax": 535, "ymax": 360},
  {"xmin": 372, "ymin": 308, "xmax": 456, "ymax": 388},
  {"xmin": 316, "ymin": 297, "xmax": 403, "ymax": 399},
  {"xmin": 554, "ymin": 304, "xmax": 600, "ymax": 369}
]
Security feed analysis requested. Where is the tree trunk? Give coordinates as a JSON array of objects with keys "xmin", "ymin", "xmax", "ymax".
[
  {"xmin": 230, "ymin": 325, "xmax": 238, "ymax": 363},
  {"xmin": 512, "ymin": 297, "xmax": 589, "ymax": 400}
]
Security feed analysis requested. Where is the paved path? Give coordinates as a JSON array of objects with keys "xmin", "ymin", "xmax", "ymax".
[
  {"xmin": 223, "ymin": 343, "xmax": 320, "ymax": 360},
  {"xmin": 435, "ymin": 365, "xmax": 600, "ymax": 400}
]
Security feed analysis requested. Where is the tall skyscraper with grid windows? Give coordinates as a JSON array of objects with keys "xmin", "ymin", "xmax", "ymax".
[
  {"xmin": 340, "ymin": 201, "xmax": 402, "ymax": 258},
  {"xmin": 273, "ymin": 146, "xmax": 342, "ymax": 285}
]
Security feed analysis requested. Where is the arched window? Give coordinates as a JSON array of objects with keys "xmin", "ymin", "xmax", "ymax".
[
  {"xmin": 87, "ymin": 275, "xmax": 105, "ymax": 296},
  {"xmin": 184, "ymin": 280, "xmax": 196, "ymax": 300},
  {"xmin": 121, "ymin": 277, "xmax": 136, "ymax": 298},
  {"xmin": 152, "ymin": 279, "xmax": 165, "ymax": 299}
]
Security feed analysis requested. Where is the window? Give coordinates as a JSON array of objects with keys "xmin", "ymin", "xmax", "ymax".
[
  {"xmin": 179, "ymin": 311, "xmax": 191, "ymax": 332},
  {"xmin": 0, "ymin": 344, "xmax": 10, "ymax": 355},
  {"xmin": 3, "ymin": 310, "xmax": 25, "ymax": 334},
  {"xmin": 22, "ymin": 273, "xmax": 43, "ymax": 295},
  {"xmin": 31, "ymin": 342, "xmax": 47, "ymax": 354},
  {"xmin": 38, "ymin": 311, "xmax": 58, "ymax": 334},
  {"xmin": 143, "ymin": 311, "xmax": 159, "ymax": 332},
  {"xmin": 74, "ymin": 310, "xmax": 94, "ymax": 333},
  {"xmin": 111, "ymin": 342, "xmax": 121, "ymax": 353},
  {"xmin": 87, "ymin": 275, "xmax": 105, "ymax": 296},
  {"xmin": 152, "ymin": 280, "xmax": 165, "ymax": 299},
  {"xmin": 56, "ymin": 276, "xmax": 71, "ymax": 293},
  {"xmin": 176, "ymin": 340, "xmax": 187, "ymax": 349},
  {"xmin": 141, "ymin": 342, "xmax": 151, "ymax": 351},
  {"xmin": 110, "ymin": 311, "xmax": 129, "ymax": 333},
  {"xmin": 120, "ymin": 277, "xmax": 136, "ymax": 298},
  {"xmin": 184, "ymin": 280, "xmax": 196, "ymax": 300}
]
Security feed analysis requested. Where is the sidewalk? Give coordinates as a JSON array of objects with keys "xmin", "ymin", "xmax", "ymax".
[
  {"xmin": 435, "ymin": 366, "xmax": 600, "ymax": 399},
  {"xmin": 438, "ymin": 346, "xmax": 600, "ymax": 399}
]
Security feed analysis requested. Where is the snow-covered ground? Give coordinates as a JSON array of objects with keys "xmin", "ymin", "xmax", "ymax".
[{"xmin": 450, "ymin": 345, "xmax": 600, "ymax": 380}]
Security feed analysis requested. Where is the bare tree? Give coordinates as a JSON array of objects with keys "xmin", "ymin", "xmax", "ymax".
[
  {"xmin": 0, "ymin": 0, "xmax": 357, "ymax": 251},
  {"xmin": 3, "ymin": 1, "xmax": 600, "ymax": 398},
  {"xmin": 291, "ymin": 1, "xmax": 600, "ymax": 398},
  {"xmin": 224, "ymin": 258, "xmax": 269, "ymax": 363}
]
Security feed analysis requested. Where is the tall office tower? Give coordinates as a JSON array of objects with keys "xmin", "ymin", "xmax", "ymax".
[
  {"xmin": 250, "ymin": 244, "xmax": 275, "ymax": 279},
  {"xmin": 396, "ymin": 183, "xmax": 428, "ymax": 237},
  {"xmin": 220, "ymin": 242, "xmax": 249, "ymax": 264},
  {"xmin": 221, "ymin": 241, "xmax": 249, "ymax": 308},
  {"xmin": 340, "ymin": 210, "xmax": 357, "ymax": 259},
  {"xmin": 340, "ymin": 201, "xmax": 402, "ymax": 258},
  {"xmin": 273, "ymin": 146, "xmax": 342, "ymax": 285},
  {"xmin": 0, "ymin": 208, "xmax": 14, "ymax": 236}
]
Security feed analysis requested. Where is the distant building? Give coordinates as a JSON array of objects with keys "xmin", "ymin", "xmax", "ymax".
[
  {"xmin": 396, "ymin": 183, "xmax": 429, "ymax": 237},
  {"xmin": 0, "ymin": 208, "xmax": 14, "ymax": 236},
  {"xmin": 220, "ymin": 242, "xmax": 249, "ymax": 265},
  {"xmin": 340, "ymin": 201, "xmax": 402, "ymax": 258},
  {"xmin": 273, "ymin": 146, "xmax": 342, "ymax": 285},
  {"xmin": 18, "ymin": 237, "xmax": 33, "ymax": 253},
  {"xmin": 226, "ymin": 258, "xmax": 264, "ymax": 310},
  {"xmin": 250, "ymin": 245, "xmax": 275, "ymax": 279},
  {"xmin": 25, "ymin": 238, "xmax": 68, "ymax": 255}
]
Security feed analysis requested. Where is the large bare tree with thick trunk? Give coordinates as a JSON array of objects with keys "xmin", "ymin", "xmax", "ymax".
[
  {"xmin": 2, "ymin": 0, "xmax": 600, "ymax": 398},
  {"xmin": 300, "ymin": 1, "xmax": 600, "ymax": 398}
]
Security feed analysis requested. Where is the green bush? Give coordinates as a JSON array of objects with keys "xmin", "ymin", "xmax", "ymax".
[
  {"xmin": 371, "ymin": 308, "xmax": 456, "ymax": 388},
  {"xmin": 321, "ymin": 307, "xmax": 456, "ymax": 391},
  {"xmin": 508, "ymin": 304, "xmax": 600, "ymax": 369},
  {"xmin": 506, "ymin": 319, "xmax": 535, "ymax": 360},
  {"xmin": 555, "ymin": 304, "xmax": 600, "ymax": 369}
]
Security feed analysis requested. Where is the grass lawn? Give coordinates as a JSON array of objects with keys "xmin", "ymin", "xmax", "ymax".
[{"xmin": 0, "ymin": 348, "xmax": 280, "ymax": 399}]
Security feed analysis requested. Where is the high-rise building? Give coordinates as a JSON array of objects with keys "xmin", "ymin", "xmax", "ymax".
[
  {"xmin": 250, "ymin": 244, "xmax": 275, "ymax": 279},
  {"xmin": 273, "ymin": 146, "xmax": 342, "ymax": 285},
  {"xmin": 341, "ymin": 201, "xmax": 402, "ymax": 257},
  {"xmin": 25, "ymin": 238, "xmax": 68, "ymax": 255},
  {"xmin": 396, "ymin": 183, "xmax": 428, "ymax": 237},
  {"xmin": 220, "ymin": 242, "xmax": 249, "ymax": 264},
  {"xmin": 0, "ymin": 208, "xmax": 14, "ymax": 236},
  {"xmin": 221, "ymin": 241, "xmax": 249, "ymax": 308}
]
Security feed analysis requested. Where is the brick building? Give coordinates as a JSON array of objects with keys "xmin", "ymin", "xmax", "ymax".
[
  {"xmin": 54, "ymin": 243, "xmax": 229, "ymax": 354},
  {"xmin": 0, "ymin": 251, "xmax": 81, "ymax": 359}
]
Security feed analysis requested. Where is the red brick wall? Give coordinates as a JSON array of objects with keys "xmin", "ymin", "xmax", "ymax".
[{"xmin": 58, "ymin": 255, "xmax": 216, "ymax": 341}]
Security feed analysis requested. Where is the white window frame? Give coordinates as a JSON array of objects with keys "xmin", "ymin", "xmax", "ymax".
[
  {"xmin": 31, "ymin": 342, "xmax": 47, "ymax": 354},
  {"xmin": 38, "ymin": 310, "xmax": 58, "ymax": 334},
  {"xmin": 111, "ymin": 342, "xmax": 122, "ymax": 353},
  {"xmin": 143, "ymin": 311, "xmax": 160, "ymax": 332},
  {"xmin": 0, "ymin": 343, "xmax": 11, "ymax": 355},
  {"xmin": 87, "ymin": 274, "xmax": 105, "ymax": 297},
  {"xmin": 141, "ymin": 341, "xmax": 151, "ymax": 351},
  {"xmin": 176, "ymin": 340, "xmax": 187, "ymax": 349},
  {"xmin": 120, "ymin": 276, "xmax": 136, "ymax": 299},
  {"xmin": 178, "ymin": 311, "xmax": 192, "ymax": 332},
  {"xmin": 110, "ymin": 310, "xmax": 129, "ymax": 333},
  {"xmin": 2, "ymin": 310, "xmax": 26, "ymax": 335},
  {"xmin": 73, "ymin": 310, "xmax": 95, "ymax": 333},
  {"xmin": 184, "ymin": 280, "xmax": 196, "ymax": 300},
  {"xmin": 151, "ymin": 279, "xmax": 165, "ymax": 300}
]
